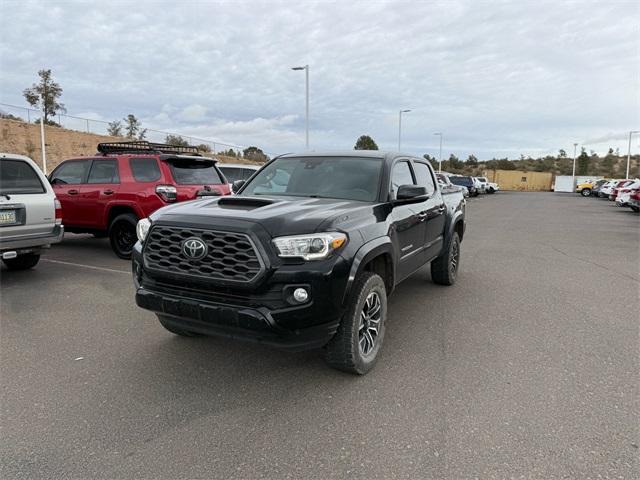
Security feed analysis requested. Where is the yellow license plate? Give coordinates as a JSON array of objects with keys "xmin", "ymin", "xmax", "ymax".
[{"xmin": 0, "ymin": 210, "xmax": 17, "ymax": 225}]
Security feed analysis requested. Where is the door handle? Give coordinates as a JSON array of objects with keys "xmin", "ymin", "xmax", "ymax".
[
  {"xmin": 103, "ymin": 189, "xmax": 114, "ymax": 195},
  {"xmin": 68, "ymin": 189, "xmax": 79, "ymax": 195},
  {"xmin": 417, "ymin": 212, "xmax": 428, "ymax": 221},
  {"xmin": 437, "ymin": 205, "xmax": 446, "ymax": 213}
]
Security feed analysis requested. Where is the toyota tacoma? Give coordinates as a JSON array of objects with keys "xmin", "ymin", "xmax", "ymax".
[{"xmin": 132, "ymin": 152, "xmax": 466, "ymax": 374}]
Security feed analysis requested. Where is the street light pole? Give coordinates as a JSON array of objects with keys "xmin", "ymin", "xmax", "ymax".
[
  {"xmin": 291, "ymin": 65, "xmax": 309, "ymax": 149},
  {"xmin": 626, "ymin": 130, "xmax": 639, "ymax": 179},
  {"xmin": 39, "ymin": 102, "xmax": 47, "ymax": 174},
  {"xmin": 572, "ymin": 143, "xmax": 578, "ymax": 187},
  {"xmin": 434, "ymin": 132, "xmax": 443, "ymax": 172},
  {"xmin": 398, "ymin": 109, "xmax": 411, "ymax": 151}
]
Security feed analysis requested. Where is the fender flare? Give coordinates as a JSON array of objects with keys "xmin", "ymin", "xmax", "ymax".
[
  {"xmin": 342, "ymin": 236, "xmax": 396, "ymax": 306},
  {"xmin": 445, "ymin": 209, "xmax": 466, "ymax": 245}
]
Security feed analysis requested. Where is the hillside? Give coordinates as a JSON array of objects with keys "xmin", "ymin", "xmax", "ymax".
[{"xmin": 0, "ymin": 118, "xmax": 258, "ymax": 172}]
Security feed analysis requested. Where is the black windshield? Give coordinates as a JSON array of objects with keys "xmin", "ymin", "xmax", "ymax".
[{"xmin": 240, "ymin": 156, "xmax": 383, "ymax": 202}]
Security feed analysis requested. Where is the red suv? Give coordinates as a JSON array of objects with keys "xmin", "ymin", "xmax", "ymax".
[{"xmin": 49, "ymin": 142, "xmax": 231, "ymax": 258}]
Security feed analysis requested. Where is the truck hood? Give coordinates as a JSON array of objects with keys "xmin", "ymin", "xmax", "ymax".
[{"xmin": 150, "ymin": 195, "xmax": 376, "ymax": 237}]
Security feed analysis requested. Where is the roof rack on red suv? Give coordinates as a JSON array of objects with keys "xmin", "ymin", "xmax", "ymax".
[
  {"xmin": 97, "ymin": 141, "xmax": 202, "ymax": 156},
  {"xmin": 50, "ymin": 141, "xmax": 231, "ymax": 259}
]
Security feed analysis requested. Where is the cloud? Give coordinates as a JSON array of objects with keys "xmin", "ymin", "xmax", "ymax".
[{"xmin": 0, "ymin": 0, "xmax": 638, "ymax": 159}]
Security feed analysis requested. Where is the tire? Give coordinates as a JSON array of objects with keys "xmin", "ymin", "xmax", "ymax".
[
  {"xmin": 325, "ymin": 272, "xmax": 387, "ymax": 375},
  {"xmin": 631, "ymin": 206, "xmax": 640, "ymax": 213},
  {"xmin": 2, "ymin": 253, "xmax": 40, "ymax": 270},
  {"xmin": 157, "ymin": 315, "xmax": 202, "ymax": 337},
  {"xmin": 488, "ymin": 187, "xmax": 495, "ymax": 194},
  {"xmin": 581, "ymin": 188, "xmax": 591, "ymax": 197},
  {"xmin": 430, "ymin": 232, "xmax": 461, "ymax": 286},
  {"xmin": 108, "ymin": 213, "xmax": 138, "ymax": 259}
]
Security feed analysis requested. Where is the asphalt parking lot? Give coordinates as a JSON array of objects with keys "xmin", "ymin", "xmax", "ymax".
[{"xmin": 1, "ymin": 192, "xmax": 638, "ymax": 479}]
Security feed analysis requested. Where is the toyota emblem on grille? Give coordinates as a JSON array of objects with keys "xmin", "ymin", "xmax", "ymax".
[{"xmin": 182, "ymin": 237, "xmax": 207, "ymax": 260}]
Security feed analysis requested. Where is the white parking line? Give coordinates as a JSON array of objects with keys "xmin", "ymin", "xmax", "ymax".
[{"xmin": 42, "ymin": 258, "xmax": 129, "ymax": 275}]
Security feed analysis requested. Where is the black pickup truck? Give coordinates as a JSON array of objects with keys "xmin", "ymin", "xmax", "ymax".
[{"xmin": 132, "ymin": 152, "xmax": 466, "ymax": 374}]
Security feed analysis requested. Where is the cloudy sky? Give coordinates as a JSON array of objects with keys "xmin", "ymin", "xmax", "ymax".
[{"xmin": 1, "ymin": 0, "xmax": 638, "ymax": 159}]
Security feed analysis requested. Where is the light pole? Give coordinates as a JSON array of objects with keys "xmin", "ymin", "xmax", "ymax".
[
  {"xmin": 291, "ymin": 65, "xmax": 309, "ymax": 149},
  {"xmin": 434, "ymin": 132, "xmax": 443, "ymax": 172},
  {"xmin": 398, "ymin": 109, "xmax": 411, "ymax": 151},
  {"xmin": 626, "ymin": 130, "xmax": 639, "ymax": 179},
  {"xmin": 572, "ymin": 142, "xmax": 578, "ymax": 187},
  {"xmin": 39, "ymin": 95, "xmax": 47, "ymax": 174}
]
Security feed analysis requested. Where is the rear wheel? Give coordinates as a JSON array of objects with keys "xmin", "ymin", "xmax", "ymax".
[
  {"xmin": 488, "ymin": 187, "xmax": 495, "ymax": 194},
  {"xmin": 2, "ymin": 253, "xmax": 40, "ymax": 270},
  {"xmin": 581, "ymin": 188, "xmax": 591, "ymax": 197},
  {"xmin": 431, "ymin": 232, "xmax": 460, "ymax": 286},
  {"xmin": 325, "ymin": 272, "xmax": 387, "ymax": 375},
  {"xmin": 157, "ymin": 315, "xmax": 202, "ymax": 337},
  {"xmin": 631, "ymin": 206, "xmax": 640, "ymax": 213},
  {"xmin": 108, "ymin": 213, "xmax": 138, "ymax": 259}
]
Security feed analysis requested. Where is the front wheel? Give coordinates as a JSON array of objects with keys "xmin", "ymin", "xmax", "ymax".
[
  {"xmin": 325, "ymin": 272, "xmax": 387, "ymax": 375},
  {"xmin": 2, "ymin": 253, "xmax": 40, "ymax": 270},
  {"xmin": 430, "ymin": 232, "xmax": 461, "ymax": 286},
  {"xmin": 631, "ymin": 206, "xmax": 640, "ymax": 213},
  {"xmin": 581, "ymin": 188, "xmax": 591, "ymax": 197},
  {"xmin": 108, "ymin": 213, "xmax": 138, "ymax": 259}
]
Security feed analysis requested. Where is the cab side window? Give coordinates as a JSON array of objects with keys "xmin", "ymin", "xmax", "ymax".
[
  {"xmin": 390, "ymin": 161, "xmax": 414, "ymax": 199},
  {"xmin": 413, "ymin": 162, "xmax": 436, "ymax": 195},
  {"xmin": 50, "ymin": 160, "xmax": 91, "ymax": 185}
]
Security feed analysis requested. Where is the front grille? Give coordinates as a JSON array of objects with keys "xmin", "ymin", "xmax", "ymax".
[{"xmin": 143, "ymin": 226, "xmax": 264, "ymax": 283}]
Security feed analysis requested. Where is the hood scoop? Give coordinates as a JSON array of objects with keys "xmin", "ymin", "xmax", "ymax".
[{"xmin": 215, "ymin": 196, "xmax": 276, "ymax": 210}]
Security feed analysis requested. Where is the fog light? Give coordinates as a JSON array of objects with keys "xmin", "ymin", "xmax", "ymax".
[{"xmin": 293, "ymin": 288, "xmax": 309, "ymax": 303}]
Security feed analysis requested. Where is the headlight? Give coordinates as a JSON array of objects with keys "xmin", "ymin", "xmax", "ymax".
[
  {"xmin": 272, "ymin": 232, "xmax": 347, "ymax": 261},
  {"xmin": 136, "ymin": 218, "xmax": 151, "ymax": 243}
]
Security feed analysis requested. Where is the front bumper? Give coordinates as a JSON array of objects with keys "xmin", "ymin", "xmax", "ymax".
[
  {"xmin": 0, "ymin": 225, "xmax": 64, "ymax": 252},
  {"xmin": 132, "ymin": 242, "xmax": 349, "ymax": 351}
]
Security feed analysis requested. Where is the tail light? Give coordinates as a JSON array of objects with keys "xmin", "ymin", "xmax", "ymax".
[
  {"xmin": 156, "ymin": 185, "xmax": 177, "ymax": 202},
  {"xmin": 54, "ymin": 198, "xmax": 63, "ymax": 225}
]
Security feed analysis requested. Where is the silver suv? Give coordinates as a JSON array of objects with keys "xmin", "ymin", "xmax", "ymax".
[{"xmin": 0, "ymin": 153, "xmax": 64, "ymax": 270}]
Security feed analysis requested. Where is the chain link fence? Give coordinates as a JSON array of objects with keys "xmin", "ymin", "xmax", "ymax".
[{"xmin": 0, "ymin": 102, "xmax": 252, "ymax": 156}]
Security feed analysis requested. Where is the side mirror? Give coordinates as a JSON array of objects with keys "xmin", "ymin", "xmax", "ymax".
[
  {"xmin": 232, "ymin": 180, "xmax": 246, "ymax": 193},
  {"xmin": 395, "ymin": 184, "xmax": 428, "ymax": 202}
]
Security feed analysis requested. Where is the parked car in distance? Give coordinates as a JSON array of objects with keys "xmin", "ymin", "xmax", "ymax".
[
  {"xmin": 448, "ymin": 175, "xmax": 478, "ymax": 196},
  {"xmin": 50, "ymin": 141, "xmax": 231, "ymax": 259},
  {"xmin": 614, "ymin": 180, "xmax": 640, "ymax": 206},
  {"xmin": 599, "ymin": 180, "xmax": 621, "ymax": 198},
  {"xmin": 437, "ymin": 173, "xmax": 468, "ymax": 197},
  {"xmin": 0, "ymin": 153, "xmax": 63, "ymax": 270},
  {"xmin": 627, "ymin": 190, "xmax": 640, "ymax": 212},
  {"xmin": 476, "ymin": 176, "xmax": 499, "ymax": 194},
  {"xmin": 218, "ymin": 163, "xmax": 260, "ymax": 192},
  {"xmin": 610, "ymin": 180, "xmax": 635, "ymax": 201},
  {"xmin": 474, "ymin": 176, "xmax": 487, "ymax": 193},
  {"xmin": 589, "ymin": 179, "xmax": 608, "ymax": 197},
  {"xmin": 576, "ymin": 179, "xmax": 596, "ymax": 196},
  {"xmin": 133, "ymin": 151, "xmax": 466, "ymax": 374}
]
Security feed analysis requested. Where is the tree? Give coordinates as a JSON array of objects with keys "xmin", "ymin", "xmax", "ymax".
[
  {"xmin": 165, "ymin": 134, "xmax": 189, "ymax": 146},
  {"xmin": 243, "ymin": 146, "xmax": 269, "ymax": 163},
  {"xmin": 124, "ymin": 114, "xmax": 141, "ymax": 138},
  {"xmin": 138, "ymin": 128, "xmax": 147, "ymax": 140},
  {"xmin": 576, "ymin": 147, "xmax": 590, "ymax": 175},
  {"xmin": 558, "ymin": 149, "xmax": 567, "ymax": 158},
  {"xmin": 423, "ymin": 153, "xmax": 436, "ymax": 163},
  {"xmin": 107, "ymin": 120, "xmax": 122, "ymax": 136},
  {"xmin": 354, "ymin": 135, "xmax": 378, "ymax": 150},
  {"xmin": 466, "ymin": 154, "xmax": 478, "ymax": 166},
  {"xmin": 23, "ymin": 69, "xmax": 66, "ymax": 124},
  {"xmin": 197, "ymin": 143, "xmax": 211, "ymax": 153}
]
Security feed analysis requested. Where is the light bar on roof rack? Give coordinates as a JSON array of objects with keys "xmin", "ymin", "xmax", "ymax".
[{"xmin": 96, "ymin": 141, "xmax": 202, "ymax": 156}]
